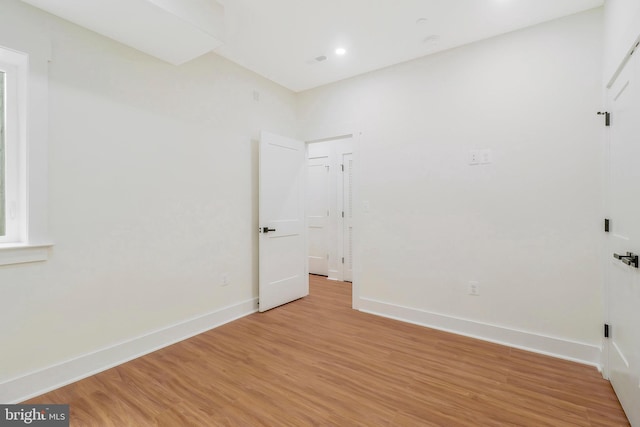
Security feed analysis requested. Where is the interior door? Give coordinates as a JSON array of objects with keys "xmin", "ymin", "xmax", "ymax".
[
  {"xmin": 307, "ymin": 156, "xmax": 329, "ymax": 275},
  {"xmin": 342, "ymin": 153, "xmax": 353, "ymax": 282},
  {"xmin": 259, "ymin": 131, "xmax": 308, "ymax": 312},
  {"xmin": 606, "ymin": 42, "xmax": 640, "ymax": 426}
]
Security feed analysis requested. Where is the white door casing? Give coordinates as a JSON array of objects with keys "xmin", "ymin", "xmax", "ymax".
[
  {"xmin": 259, "ymin": 131, "xmax": 308, "ymax": 312},
  {"xmin": 307, "ymin": 156, "xmax": 330, "ymax": 275},
  {"xmin": 605, "ymin": 41, "xmax": 640, "ymax": 426},
  {"xmin": 342, "ymin": 153, "xmax": 354, "ymax": 282}
]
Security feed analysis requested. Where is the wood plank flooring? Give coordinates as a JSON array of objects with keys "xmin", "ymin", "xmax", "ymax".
[{"xmin": 26, "ymin": 275, "xmax": 629, "ymax": 426}]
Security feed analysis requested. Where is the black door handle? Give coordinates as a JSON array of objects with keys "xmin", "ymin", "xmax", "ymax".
[
  {"xmin": 613, "ymin": 252, "xmax": 639, "ymax": 268},
  {"xmin": 262, "ymin": 227, "xmax": 276, "ymax": 233}
]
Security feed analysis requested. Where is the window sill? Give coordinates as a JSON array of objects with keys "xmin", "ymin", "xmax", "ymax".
[{"xmin": 0, "ymin": 243, "xmax": 53, "ymax": 266}]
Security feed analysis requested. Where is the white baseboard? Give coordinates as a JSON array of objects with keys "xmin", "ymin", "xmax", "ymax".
[
  {"xmin": 358, "ymin": 297, "xmax": 602, "ymax": 369},
  {"xmin": 0, "ymin": 298, "xmax": 258, "ymax": 404},
  {"xmin": 1, "ymin": 296, "xmax": 602, "ymax": 404}
]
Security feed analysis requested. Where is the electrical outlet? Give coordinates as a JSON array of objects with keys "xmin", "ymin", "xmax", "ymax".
[
  {"xmin": 468, "ymin": 281, "xmax": 480, "ymax": 296},
  {"xmin": 221, "ymin": 273, "xmax": 230, "ymax": 287},
  {"xmin": 469, "ymin": 150, "xmax": 480, "ymax": 165},
  {"xmin": 470, "ymin": 149, "xmax": 492, "ymax": 165}
]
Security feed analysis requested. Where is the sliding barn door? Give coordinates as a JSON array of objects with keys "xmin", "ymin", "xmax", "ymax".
[{"xmin": 605, "ymin": 41, "xmax": 640, "ymax": 426}]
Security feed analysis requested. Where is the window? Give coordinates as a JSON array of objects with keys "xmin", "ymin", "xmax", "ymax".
[
  {"xmin": 0, "ymin": 70, "xmax": 4, "ymax": 237},
  {"xmin": 0, "ymin": 51, "xmax": 26, "ymax": 245},
  {"xmin": 0, "ymin": 42, "xmax": 51, "ymax": 265}
]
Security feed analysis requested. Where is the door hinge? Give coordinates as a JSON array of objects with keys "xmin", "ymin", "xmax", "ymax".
[
  {"xmin": 342, "ymin": 257, "xmax": 344, "ymax": 264},
  {"xmin": 597, "ymin": 111, "xmax": 610, "ymax": 126},
  {"xmin": 342, "ymin": 211, "xmax": 344, "ymax": 218},
  {"xmin": 604, "ymin": 218, "xmax": 610, "ymax": 233},
  {"xmin": 341, "ymin": 164, "xmax": 344, "ymax": 172},
  {"xmin": 604, "ymin": 323, "xmax": 610, "ymax": 338}
]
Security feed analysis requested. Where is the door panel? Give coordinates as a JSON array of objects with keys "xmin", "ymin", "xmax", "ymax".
[
  {"xmin": 607, "ymin": 44, "xmax": 640, "ymax": 426},
  {"xmin": 307, "ymin": 156, "xmax": 329, "ymax": 275},
  {"xmin": 259, "ymin": 131, "xmax": 308, "ymax": 312}
]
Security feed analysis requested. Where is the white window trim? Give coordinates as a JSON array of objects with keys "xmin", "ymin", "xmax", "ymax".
[
  {"xmin": 0, "ymin": 42, "xmax": 52, "ymax": 266},
  {"xmin": 0, "ymin": 243, "xmax": 50, "ymax": 266},
  {"xmin": 0, "ymin": 53, "xmax": 26, "ymax": 244}
]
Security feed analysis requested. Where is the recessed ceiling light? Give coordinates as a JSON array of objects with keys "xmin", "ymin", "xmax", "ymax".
[
  {"xmin": 335, "ymin": 47, "xmax": 347, "ymax": 56},
  {"xmin": 416, "ymin": 18, "xmax": 428, "ymax": 25}
]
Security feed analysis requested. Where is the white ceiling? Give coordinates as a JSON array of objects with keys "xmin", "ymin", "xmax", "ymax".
[
  {"xmin": 21, "ymin": 0, "xmax": 225, "ymax": 65},
  {"xmin": 22, "ymin": 0, "xmax": 605, "ymax": 92},
  {"xmin": 216, "ymin": 0, "xmax": 604, "ymax": 92}
]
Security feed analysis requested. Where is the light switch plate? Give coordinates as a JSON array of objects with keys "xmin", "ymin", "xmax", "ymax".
[{"xmin": 480, "ymin": 149, "xmax": 492, "ymax": 164}]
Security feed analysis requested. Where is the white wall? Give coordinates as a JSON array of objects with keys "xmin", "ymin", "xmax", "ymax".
[
  {"xmin": 299, "ymin": 9, "xmax": 604, "ymax": 363},
  {"xmin": 0, "ymin": 0, "xmax": 296, "ymax": 400}
]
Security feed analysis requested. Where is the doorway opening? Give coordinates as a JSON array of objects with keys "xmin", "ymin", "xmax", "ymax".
[{"xmin": 306, "ymin": 135, "xmax": 354, "ymax": 283}]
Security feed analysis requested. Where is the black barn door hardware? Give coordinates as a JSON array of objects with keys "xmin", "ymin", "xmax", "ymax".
[
  {"xmin": 597, "ymin": 111, "xmax": 610, "ymax": 126},
  {"xmin": 613, "ymin": 252, "xmax": 639, "ymax": 268}
]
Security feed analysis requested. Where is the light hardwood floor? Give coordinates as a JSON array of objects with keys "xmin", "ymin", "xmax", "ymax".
[{"xmin": 27, "ymin": 275, "xmax": 629, "ymax": 426}]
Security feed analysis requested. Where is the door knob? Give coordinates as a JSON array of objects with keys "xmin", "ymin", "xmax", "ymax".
[
  {"xmin": 261, "ymin": 227, "xmax": 276, "ymax": 233},
  {"xmin": 613, "ymin": 252, "xmax": 639, "ymax": 268}
]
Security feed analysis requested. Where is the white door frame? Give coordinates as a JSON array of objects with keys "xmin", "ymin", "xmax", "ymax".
[
  {"xmin": 340, "ymin": 152, "xmax": 354, "ymax": 282},
  {"xmin": 304, "ymin": 129, "xmax": 362, "ymax": 310}
]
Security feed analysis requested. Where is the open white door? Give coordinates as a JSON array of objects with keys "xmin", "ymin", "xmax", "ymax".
[
  {"xmin": 259, "ymin": 131, "xmax": 308, "ymax": 312},
  {"xmin": 605, "ymin": 41, "xmax": 640, "ymax": 426}
]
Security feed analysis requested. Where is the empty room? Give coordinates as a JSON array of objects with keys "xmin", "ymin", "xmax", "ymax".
[{"xmin": 0, "ymin": 0, "xmax": 639, "ymax": 425}]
